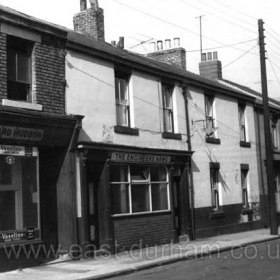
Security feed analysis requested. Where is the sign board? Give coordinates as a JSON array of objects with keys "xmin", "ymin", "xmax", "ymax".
[
  {"xmin": 0, "ymin": 228, "xmax": 36, "ymax": 243},
  {"xmin": 0, "ymin": 145, "xmax": 38, "ymax": 157},
  {"xmin": 111, "ymin": 152, "xmax": 172, "ymax": 164},
  {"xmin": 0, "ymin": 126, "xmax": 44, "ymax": 141}
]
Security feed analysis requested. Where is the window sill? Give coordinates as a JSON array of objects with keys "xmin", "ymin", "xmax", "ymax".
[
  {"xmin": 241, "ymin": 208, "xmax": 253, "ymax": 215},
  {"xmin": 205, "ymin": 137, "xmax": 221, "ymax": 145},
  {"xmin": 112, "ymin": 210, "xmax": 171, "ymax": 218},
  {"xmin": 162, "ymin": 132, "xmax": 182, "ymax": 140},
  {"xmin": 2, "ymin": 99, "xmax": 43, "ymax": 111},
  {"xmin": 210, "ymin": 209, "xmax": 225, "ymax": 219},
  {"xmin": 240, "ymin": 141, "xmax": 251, "ymax": 148},
  {"xmin": 114, "ymin": 125, "xmax": 139, "ymax": 136}
]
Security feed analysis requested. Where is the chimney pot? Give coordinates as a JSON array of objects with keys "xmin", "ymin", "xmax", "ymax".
[
  {"xmin": 80, "ymin": 0, "xmax": 87, "ymax": 11},
  {"xmin": 165, "ymin": 39, "xmax": 171, "ymax": 49},
  {"xmin": 174, "ymin": 37, "xmax": 180, "ymax": 47},
  {"xmin": 117, "ymin": 37, "xmax": 124, "ymax": 49},
  {"xmin": 150, "ymin": 42, "xmax": 156, "ymax": 52},
  {"xmin": 201, "ymin": 53, "xmax": 207, "ymax": 62},
  {"xmin": 111, "ymin": 40, "xmax": 116, "ymax": 46},
  {"xmin": 207, "ymin": 52, "xmax": 212, "ymax": 60},
  {"xmin": 213, "ymin": 51, "xmax": 218, "ymax": 60},
  {"xmin": 157, "ymin": 40, "xmax": 163, "ymax": 51}
]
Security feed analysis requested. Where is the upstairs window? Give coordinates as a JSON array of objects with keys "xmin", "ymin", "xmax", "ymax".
[
  {"xmin": 238, "ymin": 104, "xmax": 247, "ymax": 142},
  {"xmin": 7, "ymin": 36, "xmax": 33, "ymax": 102},
  {"xmin": 115, "ymin": 73, "xmax": 130, "ymax": 127},
  {"xmin": 162, "ymin": 84, "xmax": 174, "ymax": 133},
  {"xmin": 205, "ymin": 95, "xmax": 215, "ymax": 137},
  {"xmin": 241, "ymin": 165, "xmax": 249, "ymax": 208},
  {"xmin": 210, "ymin": 163, "xmax": 220, "ymax": 211},
  {"xmin": 272, "ymin": 118, "xmax": 279, "ymax": 150}
]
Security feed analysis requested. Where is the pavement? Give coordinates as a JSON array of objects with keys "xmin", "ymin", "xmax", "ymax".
[{"xmin": 0, "ymin": 228, "xmax": 279, "ymax": 280}]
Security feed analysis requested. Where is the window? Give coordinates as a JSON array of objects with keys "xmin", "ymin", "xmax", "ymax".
[
  {"xmin": 7, "ymin": 36, "xmax": 33, "ymax": 102},
  {"xmin": 0, "ymin": 146, "xmax": 39, "ymax": 243},
  {"xmin": 272, "ymin": 118, "xmax": 279, "ymax": 149},
  {"xmin": 110, "ymin": 165, "xmax": 169, "ymax": 215},
  {"xmin": 238, "ymin": 104, "xmax": 247, "ymax": 142},
  {"xmin": 205, "ymin": 95, "xmax": 215, "ymax": 137},
  {"xmin": 115, "ymin": 73, "xmax": 130, "ymax": 127},
  {"xmin": 210, "ymin": 163, "xmax": 220, "ymax": 211},
  {"xmin": 162, "ymin": 85, "xmax": 174, "ymax": 133},
  {"xmin": 240, "ymin": 165, "xmax": 249, "ymax": 208}
]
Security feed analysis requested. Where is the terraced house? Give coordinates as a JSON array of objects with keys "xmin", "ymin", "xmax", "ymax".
[{"xmin": 0, "ymin": 0, "xmax": 278, "ymax": 264}]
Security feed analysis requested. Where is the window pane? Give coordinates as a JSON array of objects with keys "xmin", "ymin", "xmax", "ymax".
[
  {"xmin": 131, "ymin": 184, "xmax": 150, "ymax": 212},
  {"xmin": 205, "ymin": 96, "xmax": 213, "ymax": 117},
  {"xmin": 17, "ymin": 53, "xmax": 31, "ymax": 83},
  {"xmin": 152, "ymin": 183, "xmax": 168, "ymax": 211},
  {"xmin": 7, "ymin": 51, "xmax": 16, "ymax": 81},
  {"xmin": 0, "ymin": 191, "xmax": 15, "ymax": 231},
  {"xmin": 241, "ymin": 169, "xmax": 247, "ymax": 188},
  {"xmin": 111, "ymin": 184, "xmax": 129, "ymax": 214},
  {"xmin": 130, "ymin": 166, "xmax": 149, "ymax": 182},
  {"xmin": 163, "ymin": 87, "xmax": 172, "ymax": 108},
  {"xmin": 8, "ymin": 81, "xmax": 29, "ymax": 101},
  {"xmin": 150, "ymin": 167, "xmax": 167, "ymax": 182},
  {"xmin": 109, "ymin": 165, "xmax": 128, "ymax": 182},
  {"xmin": 116, "ymin": 104, "xmax": 129, "ymax": 126},
  {"xmin": 0, "ymin": 156, "xmax": 12, "ymax": 185},
  {"xmin": 119, "ymin": 79, "xmax": 129, "ymax": 103},
  {"xmin": 163, "ymin": 109, "xmax": 173, "ymax": 132},
  {"xmin": 22, "ymin": 157, "xmax": 38, "ymax": 228}
]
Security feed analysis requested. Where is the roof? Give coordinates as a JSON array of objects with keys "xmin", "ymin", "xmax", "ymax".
[{"xmin": 1, "ymin": 3, "xmax": 279, "ymax": 109}]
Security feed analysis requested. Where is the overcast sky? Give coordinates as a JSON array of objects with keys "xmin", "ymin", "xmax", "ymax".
[{"xmin": 1, "ymin": 0, "xmax": 280, "ymax": 98}]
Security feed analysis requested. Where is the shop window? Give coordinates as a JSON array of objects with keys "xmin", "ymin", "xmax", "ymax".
[
  {"xmin": 238, "ymin": 104, "xmax": 247, "ymax": 142},
  {"xmin": 205, "ymin": 95, "xmax": 216, "ymax": 138},
  {"xmin": 241, "ymin": 165, "xmax": 249, "ymax": 208},
  {"xmin": 0, "ymin": 147, "xmax": 39, "ymax": 243},
  {"xmin": 7, "ymin": 36, "xmax": 33, "ymax": 102},
  {"xmin": 210, "ymin": 163, "xmax": 220, "ymax": 211},
  {"xmin": 115, "ymin": 73, "xmax": 130, "ymax": 127},
  {"xmin": 110, "ymin": 165, "xmax": 169, "ymax": 215},
  {"xmin": 162, "ymin": 84, "xmax": 174, "ymax": 133}
]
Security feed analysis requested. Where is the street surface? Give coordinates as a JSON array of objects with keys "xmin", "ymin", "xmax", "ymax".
[{"xmin": 112, "ymin": 240, "xmax": 280, "ymax": 280}]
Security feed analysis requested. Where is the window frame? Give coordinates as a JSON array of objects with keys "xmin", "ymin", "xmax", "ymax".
[
  {"xmin": 115, "ymin": 72, "xmax": 131, "ymax": 128},
  {"xmin": 7, "ymin": 35, "xmax": 33, "ymax": 102},
  {"xmin": 110, "ymin": 165, "xmax": 170, "ymax": 216},
  {"xmin": 162, "ymin": 84, "xmax": 175, "ymax": 133},
  {"xmin": 205, "ymin": 94, "xmax": 216, "ymax": 138},
  {"xmin": 210, "ymin": 163, "xmax": 221, "ymax": 211},
  {"xmin": 238, "ymin": 104, "xmax": 247, "ymax": 142},
  {"xmin": 240, "ymin": 164, "xmax": 250, "ymax": 209}
]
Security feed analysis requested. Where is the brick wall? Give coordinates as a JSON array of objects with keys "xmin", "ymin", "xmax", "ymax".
[
  {"xmin": 33, "ymin": 36, "xmax": 66, "ymax": 114},
  {"xmin": 0, "ymin": 33, "xmax": 7, "ymax": 100},
  {"xmin": 73, "ymin": 7, "xmax": 105, "ymax": 41},
  {"xmin": 113, "ymin": 213, "xmax": 174, "ymax": 251},
  {"xmin": 147, "ymin": 48, "xmax": 186, "ymax": 70}
]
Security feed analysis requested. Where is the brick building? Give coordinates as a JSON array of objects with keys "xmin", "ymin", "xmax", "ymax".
[{"xmin": 0, "ymin": 4, "xmax": 81, "ymax": 261}]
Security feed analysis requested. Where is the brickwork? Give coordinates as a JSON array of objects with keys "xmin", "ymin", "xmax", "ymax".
[
  {"xmin": 113, "ymin": 213, "xmax": 174, "ymax": 251},
  {"xmin": 0, "ymin": 33, "xmax": 7, "ymax": 100},
  {"xmin": 34, "ymin": 36, "xmax": 66, "ymax": 114},
  {"xmin": 73, "ymin": 7, "xmax": 105, "ymax": 41},
  {"xmin": 147, "ymin": 48, "xmax": 186, "ymax": 70},
  {"xmin": 199, "ymin": 60, "xmax": 222, "ymax": 80}
]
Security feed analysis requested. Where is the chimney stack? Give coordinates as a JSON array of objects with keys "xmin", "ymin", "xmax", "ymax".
[
  {"xmin": 147, "ymin": 38, "xmax": 186, "ymax": 70},
  {"xmin": 73, "ymin": 0, "xmax": 105, "ymax": 41},
  {"xmin": 199, "ymin": 51, "xmax": 222, "ymax": 80}
]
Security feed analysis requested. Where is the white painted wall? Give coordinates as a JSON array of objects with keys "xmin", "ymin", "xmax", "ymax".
[
  {"xmin": 188, "ymin": 87, "xmax": 260, "ymax": 208},
  {"xmin": 65, "ymin": 50, "xmax": 189, "ymax": 151}
]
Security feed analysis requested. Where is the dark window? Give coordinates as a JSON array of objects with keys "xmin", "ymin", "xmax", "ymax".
[
  {"xmin": 210, "ymin": 165, "xmax": 220, "ymax": 210},
  {"xmin": 205, "ymin": 95, "xmax": 215, "ymax": 137},
  {"xmin": 7, "ymin": 36, "xmax": 33, "ymax": 101},
  {"xmin": 241, "ymin": 166, "xmax": 249, "ymax": 208},
  {"xmin": 238, "ymin": 104, "xmax": 246, "ymax": 142}
]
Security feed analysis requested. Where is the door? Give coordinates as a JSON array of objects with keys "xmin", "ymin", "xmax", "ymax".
[{"xmin": 172, "ymin": 176, "xmax": 183, "ymax": 237}]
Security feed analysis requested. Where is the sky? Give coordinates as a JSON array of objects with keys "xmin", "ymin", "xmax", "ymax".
[{"xmin": 0, "ymin": 0, "xmax": 280, "ymax": 98}]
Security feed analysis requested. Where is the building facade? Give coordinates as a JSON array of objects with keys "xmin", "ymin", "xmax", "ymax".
[{"xmin": 0, "ymin": 5, "xmax": 81, "ymax": 257}]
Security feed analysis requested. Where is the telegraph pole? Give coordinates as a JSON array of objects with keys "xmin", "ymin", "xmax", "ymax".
[
  {"xmin": 196, "ymin": 15, "xmax": 204, "ymax": 62},
  {"xmin": 258, "ymin": 19, "xmax": 278, "ymax": 235}
]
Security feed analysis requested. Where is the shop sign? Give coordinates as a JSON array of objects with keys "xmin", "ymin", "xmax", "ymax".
[
  {"xmin": 0, "ymin": 228, "xmax": 35, "ymax": 243},
  {"xmin": 111, "ymin": 152, "xmax": 172, "ymax": 164},
  {"xmin": 0, "ymin": 145, "xmax": 38, "ymax": 157},
  {"xmin": 0, "ymin": 126, "xmax": 44, "ymax": 141}
]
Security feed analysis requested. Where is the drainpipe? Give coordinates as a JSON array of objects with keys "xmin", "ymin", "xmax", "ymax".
[{"xmin": 183, "ymin": 86, "xmax": 196, "ymax": 240}]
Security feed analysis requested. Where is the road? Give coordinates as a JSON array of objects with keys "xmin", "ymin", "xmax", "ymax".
[{"xmin": 111, "ymin": 240, "xmax": 280, "ymax": 280}]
